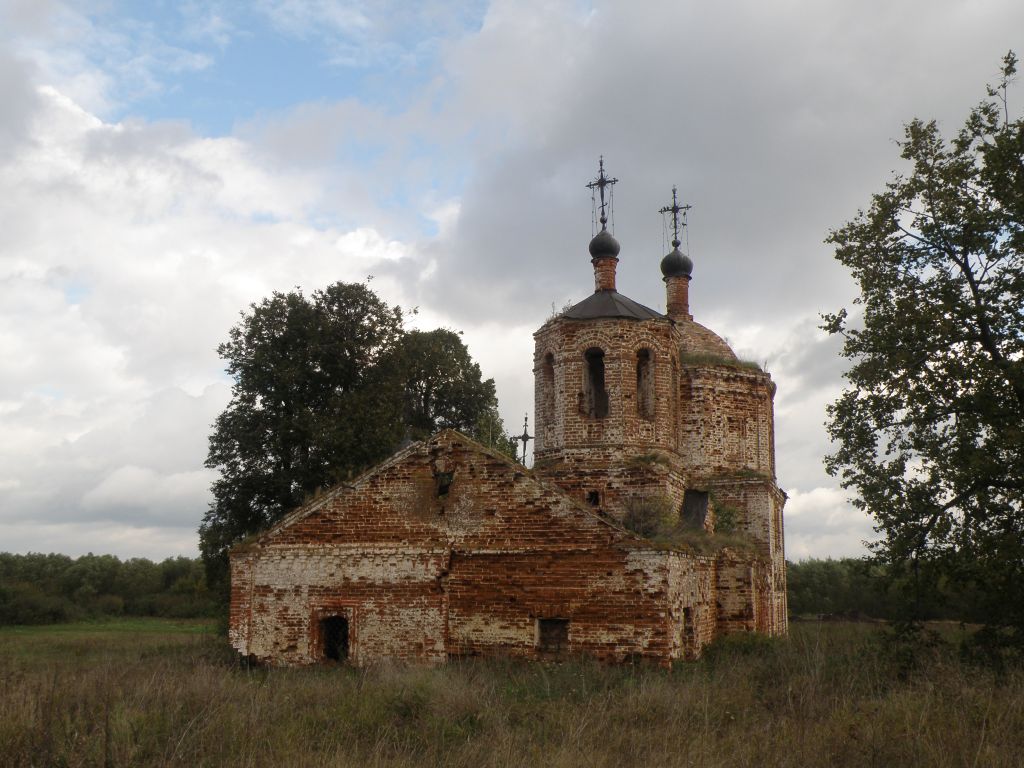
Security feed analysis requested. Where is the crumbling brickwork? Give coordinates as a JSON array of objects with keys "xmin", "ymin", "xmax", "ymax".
[
  {"xmin": 530, "ymin": 316, "xmax": 787, "ymax": 643},
  {"xmin": 229, "ymin": 217, "xmax": 787, "ymax": 667},
  {"xmin": 230, "ymin": 432, "xmax": 737, "ymax": 666}
]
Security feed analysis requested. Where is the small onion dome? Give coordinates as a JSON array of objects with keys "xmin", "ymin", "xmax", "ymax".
[
  {"xmin": 588, "ymin": 229, "xmax": 621, "ymax": 259},
  {"xmin": 660, "ymin": 246, "xmax": 693, "ymax": 278}
]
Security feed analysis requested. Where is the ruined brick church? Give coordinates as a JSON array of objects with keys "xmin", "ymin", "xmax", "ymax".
[{"xmin": 229, "ymin": 167, "xmax": 787, "ymax": 667}]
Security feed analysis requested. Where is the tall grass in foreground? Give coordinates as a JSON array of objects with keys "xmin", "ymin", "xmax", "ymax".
[{"xmin": 0, "ymin": 619, "xmax": 1021, "ymax": 767}]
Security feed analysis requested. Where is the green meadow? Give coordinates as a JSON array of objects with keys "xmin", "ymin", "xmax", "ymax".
[{"xmin": 1, "ymin": 618, "xmax": 1022, "ymax": 767}]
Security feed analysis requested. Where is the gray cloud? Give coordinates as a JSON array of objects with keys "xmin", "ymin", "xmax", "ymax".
[{"xmin": 412, "ymin": 0, "xmax": 1023, "ymax": 330}]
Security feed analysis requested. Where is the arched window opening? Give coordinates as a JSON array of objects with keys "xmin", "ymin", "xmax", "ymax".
[
  {"xmin": 636, "ymin": 349, "xmax": 654, "ymax": 420},
  {"xmin": 583, "ymin": 348, "xmax": 608, "ymax": 419},
  {"xmin": 542, "ymin": 352, "xmax": 555, "ymax": 422}
]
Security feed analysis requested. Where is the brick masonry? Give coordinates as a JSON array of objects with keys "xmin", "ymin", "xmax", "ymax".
[{"xmin": 230, "ymin": 240, "xmax": 787, "ymax": 667}]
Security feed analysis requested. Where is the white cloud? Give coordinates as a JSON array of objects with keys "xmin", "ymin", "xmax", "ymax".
[
  {"xmin": 0, "ymin": 521, "xmax": 200, "ymax": 560},
  {"xmin": 257, "ymin": 0, "xmax": 371, "ymax": 38},
  {"xmin": 1, "ymin": 2, "xmax": 213, "ymax": 116},
  {"xmin": 0, "ymin": 82, "xmax": 423, "ymax": 556}
]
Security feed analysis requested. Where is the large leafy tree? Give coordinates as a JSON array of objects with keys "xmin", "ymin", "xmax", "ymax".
[
  {"xmin": 200, "ymin": 282, "xmax": 513, "ymax": 587},
  {"xmin": 399, "ymin": 328, "xmax": 518, "ymax": 457},
  {"xmin": 400, "ymin": 329, "xmax": 498, "ymax": 438},
  {"xmin": 823, "ymin": 53, "xmax": 1024, "ymax": 643}
]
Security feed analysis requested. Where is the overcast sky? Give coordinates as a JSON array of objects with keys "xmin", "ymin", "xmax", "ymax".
[{"xmin": 1, "ymin": 0, "xmax": 1020, "ymax": 561}]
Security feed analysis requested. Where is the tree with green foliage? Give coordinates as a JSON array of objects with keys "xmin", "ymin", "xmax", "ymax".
[
  {"xmin": 0, "ymin": 552, "xmax": 216, "ymax": 624},
  {"xmin": 823, "ymin": 52, "xmax": 1024, "ymax": 646},
  {"xmin": 200, "ymin": 282, "xmax": 513, "ymax": 588},
  {"xmin": 400, "ymin": 329, "xmax": 496, "ymax": 438},
  {"xmin": 400, "ymin": 328, "xmax": 518, "ymax": 458},
  {"xmin": 471, "ymin": 406, "xmax": 519, "ymax": 460},
  {"xmin": 200, "ymin": 282, "xmax": 406, "ymax": 586}
]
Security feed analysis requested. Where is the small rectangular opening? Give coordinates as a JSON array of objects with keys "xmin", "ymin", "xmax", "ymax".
[
  {"xmin": 537, "ymin": 618, "xmax": 569, "ymax": 654},
  {"xmin": 321, "ymin": 616, "xmax": 349, "ymax": 662},
  {"xmin": 586, "ymin": 490, "xmax": 600, "ymax": 506},
  {"xmin": 435, "ymin": 471, "xmax": 454, "ymax": 497}
]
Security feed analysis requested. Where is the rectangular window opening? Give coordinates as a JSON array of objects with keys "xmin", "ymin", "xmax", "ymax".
[
  {"xmin": 586, "ymin": 490, "xmax": 600, "ymax": 506},
  {"xmin": 542, "ymin": 353, "xmax": 555, "ymax": 422},
  {"xmin": 435, "ymin": 471, "xmax": 454, "ymax": 497}
]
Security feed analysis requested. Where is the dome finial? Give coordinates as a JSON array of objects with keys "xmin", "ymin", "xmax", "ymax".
[
  {"xmin": 659, "ymin": 186, "xmax": 693, "ymax": 279},
  {"xmin": 586, "ymin": 158, "xmax": 621, "ymax": 291}
]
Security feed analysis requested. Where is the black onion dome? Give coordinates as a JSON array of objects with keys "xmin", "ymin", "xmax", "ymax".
[
  {"xmin": 588, "ymin": 229, "xmax": 621, "ymax": 259},
  {"xmin": 660, "ymin": 247, "xmax": 693, "ymax": 278}
]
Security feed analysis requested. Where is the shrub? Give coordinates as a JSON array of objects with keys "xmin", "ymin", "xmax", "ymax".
[{"xmin": 622, "ymin": 496, "xmax": 675, "ymax": 538}]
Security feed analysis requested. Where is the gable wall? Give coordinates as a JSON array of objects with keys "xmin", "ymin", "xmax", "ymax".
[{"xmin": 230, "ymin": 433, "xmax": 692, "ymax": 666}]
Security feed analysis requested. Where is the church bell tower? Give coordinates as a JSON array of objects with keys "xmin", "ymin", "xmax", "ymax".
[{"xmin": 532, "ymin": 159, "xmax": 687, "ymax": 517}]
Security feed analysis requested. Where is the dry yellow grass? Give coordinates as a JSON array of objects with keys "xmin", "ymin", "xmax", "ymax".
[{"xmin": 0, "ymin": 619, "xmax": 1021, "ymax": 767}]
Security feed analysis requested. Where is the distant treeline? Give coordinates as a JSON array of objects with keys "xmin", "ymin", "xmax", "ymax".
[
  {"xmin": 787, "ymin": 558, "xmax": 989, "ymax": 623},
  {"xmin": 0, "ymin": 552, "xmax": 991, "ymax": 626},
  {"xmin": 0, "ymin": 553, "xmax": 217, "ymax": 625}
]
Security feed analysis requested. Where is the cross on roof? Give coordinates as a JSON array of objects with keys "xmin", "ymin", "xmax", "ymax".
[
  {"xmin": 586, "ymin": 156, "xmax": 618, "ymax": 231},
  {"xmin": 515, "ymin": 414, "xmax": 532, "ymax": 465},
  {"xmin": 658, "ymin": 186, "xmax": 692, "ymax": 249}
]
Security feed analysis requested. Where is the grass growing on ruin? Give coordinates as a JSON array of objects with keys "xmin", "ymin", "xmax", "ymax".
[{"xmin": 1, "ymin": 619, "xmax": 1022, "ymax": 767}]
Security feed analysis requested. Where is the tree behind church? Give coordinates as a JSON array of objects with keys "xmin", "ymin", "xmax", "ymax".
[
  {"xmin": 200, "ymin": 282, "xmax": 511, "ymax": 590},
  {"xmin": 823, "ymin": 53, "xmax": 1024, "ymax": 648}
]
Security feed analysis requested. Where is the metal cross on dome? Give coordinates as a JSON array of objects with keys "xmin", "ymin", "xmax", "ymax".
[
  {"xmin": 586, "ymin": 156, "xmax": 618, "ymax": 232},
  {"xmin": 659, "ymin": 185, "xmax": 692, "ymax": 250},
  {"xmin": 515, "ymin": 414, "xmax": 533, "ymax": 465}
]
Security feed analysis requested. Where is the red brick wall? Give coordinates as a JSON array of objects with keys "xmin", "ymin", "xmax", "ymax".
[
  {"xmin": 530, "ymin": 303, "xmax": 788, "ymax": 642},
  {"xmin": 678, "ymin": 365, "xmax": 777, "ymax": 478},
  {"xmin": 229, "ymin": 432, "xmax": 701, "ymax": 666},
  {"xmin": 533, "ymin": 317, "xmax": 680, "ymax": 458}
]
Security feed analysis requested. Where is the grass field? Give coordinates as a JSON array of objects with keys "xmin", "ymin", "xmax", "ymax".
[{"xmin": 1, "ymin": 619, "xmax": 1022, "ymax": 767}]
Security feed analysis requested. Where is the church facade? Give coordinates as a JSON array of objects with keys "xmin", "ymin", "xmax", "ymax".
[{"xmin": 228, "ymin": 174, "xmax": 787, "ymax": 667}]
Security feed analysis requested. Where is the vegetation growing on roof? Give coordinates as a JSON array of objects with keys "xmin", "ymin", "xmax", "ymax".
[
  {"xmin": 621, "ymin": 495, "xmax": 759, "ymax": 554},
  {"xmin": 625, "ymin": 452, "xmax": 672, "ymax": 469},
  {"xmin": 679, "ymin": 352, "xmax": 763, "ymax": 371}
]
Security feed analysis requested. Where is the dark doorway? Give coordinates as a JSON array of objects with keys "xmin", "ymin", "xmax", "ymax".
[
  {"xmin": 538, "ymin": 618, "xmax": 569, "ymax": 655},
  {"xmin": 321, "ymin": 616, "xmax": 349, "ymax": 662},
  {"xmin": 682, "ymin": 489, "xmax": 709, "ymax": 528}
]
